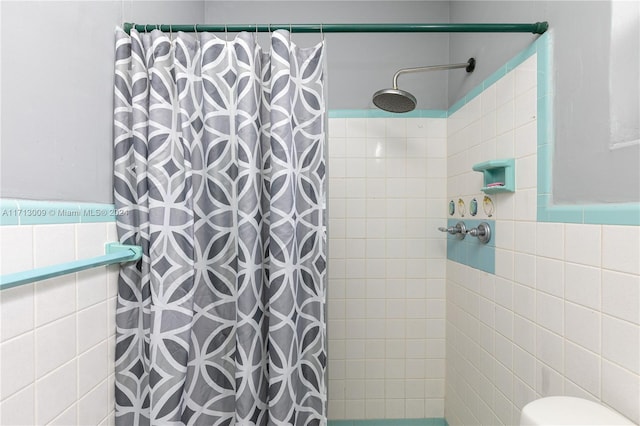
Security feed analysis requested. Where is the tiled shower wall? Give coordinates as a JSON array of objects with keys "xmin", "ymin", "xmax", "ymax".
[
  {"xmin": 445, "ymin": 54, "xmax": 640, "ymax": 425},
  {"xmin": 0, "ymin": 222, "xmax": 118, "ymax": 425},
  {"xmin": 327, "ymin": 116, "xmax": 448, "ymax": 420}
]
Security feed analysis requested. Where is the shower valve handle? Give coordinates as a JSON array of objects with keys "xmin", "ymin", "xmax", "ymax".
[
  {"xmin": 465, "ymin": 222, "xmax": 492, "ymax": 244},
  {"xmin": 438, "ymin": 226, "xmax": 456, "ymax": 233},
  {"xmin": 438, "ymin": 221, "xmax": 466, "ymax": 239}
]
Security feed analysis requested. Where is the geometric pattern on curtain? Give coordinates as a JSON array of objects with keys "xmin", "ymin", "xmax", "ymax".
[{"xmin": 113, "ymin": 28, "xmax": 327, "ymax": 426}]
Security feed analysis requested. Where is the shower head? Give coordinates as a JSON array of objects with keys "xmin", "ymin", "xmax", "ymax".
[
  {"xmin": 372, "ymin": 88, "xmax": 417, "ymax": 114},
  {"xmin": 373, "ymin": 57, "xmax": 476, "ymax": 113}
]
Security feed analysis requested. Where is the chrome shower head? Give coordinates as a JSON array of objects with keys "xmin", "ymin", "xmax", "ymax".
[
  {"xmin": 372, "ymin": 88, "xmax": 417, "ymax": 113},
  {"xmin": 373, "ymin": 58, "xmax": 476, "ymax": 113}
]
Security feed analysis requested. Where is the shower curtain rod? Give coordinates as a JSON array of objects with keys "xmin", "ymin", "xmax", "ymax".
[{"xmin": 123, "ymin": 22, "xmax": 548, "ymax": 35}]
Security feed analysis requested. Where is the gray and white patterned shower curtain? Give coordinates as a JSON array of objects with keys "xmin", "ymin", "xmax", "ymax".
[{"xmin": 112, "ymin": 28, "xmax": 327, "ymax": 425}]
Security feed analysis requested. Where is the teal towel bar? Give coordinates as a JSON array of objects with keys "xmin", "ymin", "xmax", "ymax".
[{"xmin": 0, "ymin": 243, "xmax": 142, "ymax": 290}]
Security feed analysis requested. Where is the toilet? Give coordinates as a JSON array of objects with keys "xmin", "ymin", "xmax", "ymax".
[{"xmin": 520, "ymin": 397, "xmax": 635, "ymax": 425}]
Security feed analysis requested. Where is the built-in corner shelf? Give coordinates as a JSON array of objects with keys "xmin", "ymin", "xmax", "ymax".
[{"xmin": 472, "ymin": 158, "xmax": 515, "ymax": 194}]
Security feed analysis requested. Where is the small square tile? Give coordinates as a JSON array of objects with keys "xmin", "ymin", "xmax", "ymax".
[
  {"xmin": 0, "ymin": 225, "xmax": 34, "ymax": 275},
  {"xmin": 33, "ymin": 224, "xmax": 76, "ymax": 268},
  {"xmin": 77, "ymin": 302, "xmax": 107, "ymax": 354},
  {"xmin": 36, "ymin": 360, "xmax": 77, "ymax": 425},
  {"xmin": 602, "ymin": 360, "xmax": 640, "ymax": 424},
  {"xmin": 535, "ymin": 257, "xmax": 564, "ymax": 297},
  {"xmin": 536, "ymin": 326, "xmax": 563, "ymax": 372},
  {"xmin": 35, "ymin": 275, "xmax": 76, "ymax": 326},
  {"xmin": 48, "ymin": 403, "xmax": 77, "ymax": 426},
  {"xmin": 564, "ymin": 341, "xmax": 601, "ymax": 397},
  {"xmin": 495, "ymin": 71, "xmax": 515, "ymax": 107},
  {"xmin": 346, "ymin": 118, "xmax": 367, "ymax": 138},
  {"xmin": 565, "ymin": 302, "xmax": 600, "ymax": 353},
  {"xmin": 565, "ymin": 263, "xmax": 600, "ymax": 310},
  {"xmin": 514, "ymin": 121, "xmax": 537, "ymax": 158},
  {"xmin": 536, "ymin": 292, "xmax": 563, "ymax": 335},
  {"xmin": 602, "ymin": 225, "xmax": 640, "ymax": 275},
  {"xmin": 602, "ymin": 270, "xmax": 640, "ymax": 324},
  {"xmin": 0, "ymin": 331, "xmax": 35, "ymax": 399},
  {"xmin": 0, "ymin": 384, "xmax": 35, "ymax": 425},
  {"xmin": 78, "ymin": 380, "xmax": 109, "ymax": 426},
  {"xmin": 535, "ymin": 222, "xmax": 564, "ymax": 259},
  {"xmin": 514, "ymin": 88, "xmax": 537, "ymax": 128},
  {"xmin": 513, "ymin": 283, "xmax": 535, "ymax": 320},
  {"xmin": 35, "ymin": 315, "xmax": 76, "ymax": 377},
  {"xmin": 602, "ymin": 315, "xmax": 639, "ymax": 374},
  {"xmin": 565, "ymin": 224, "xmax": 601, "ymax": 267},
  {"xmin": 0, "ymin": 283, "xmax": 35, "ymax": 341}
]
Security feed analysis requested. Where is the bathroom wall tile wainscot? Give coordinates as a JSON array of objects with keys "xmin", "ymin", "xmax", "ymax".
[
  {"xmin": 0, "ymin": 212, "xmax": 118, "ymax": 425},
  {"xmin": 327, "ymin": 115, "xmax": 448, "ymax": 420},
  {"xmin": 444, "ymin": 41, "xmax": 640, "ymax": 426}
]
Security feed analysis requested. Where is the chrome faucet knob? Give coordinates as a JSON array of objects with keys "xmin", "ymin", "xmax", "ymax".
[
  {"xmin": 466, "ymin": 222, "xmax": 491, "ymax": 244},
  {"xmin": 437, "ymin": 222, "xmax": 466, "ymax": 239}
]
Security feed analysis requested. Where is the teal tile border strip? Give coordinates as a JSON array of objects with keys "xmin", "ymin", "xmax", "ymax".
[
  {"xmin": 446, "ymin": 219, "xmax": 495, "ymax": 274},
  {"xmin": 328, "ymin": 418, "xmax": 447, "ymax": 426},
  {"xmin": 332, "ymin": 31, "xmax": 639, "ymax": 226},
  {"xmin": 531, "ymin": 33, "xmax": 640, "ymax": 226},
  {"xmin": 0, "ymin": 199, "xmax": 117, "ymax": 226},
  {"xmin": 448, "ymin": 40, "xmax": 538, "ymax": 116},
  {"xmin": 329, "ymin": 109, "xmax": 447, "ymax": 119},
  {"xmin": 0, "ymin": 199, "xmax": 20, "ymax": 225},
  {"xmin": 5, "ymin": 33, "xmax": 638, "ymax": 227}
]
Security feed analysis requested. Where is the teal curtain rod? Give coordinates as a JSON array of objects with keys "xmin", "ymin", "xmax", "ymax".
[{"xmin": 123, "ymin": 22, "xmax": 548, "ymax": 35}]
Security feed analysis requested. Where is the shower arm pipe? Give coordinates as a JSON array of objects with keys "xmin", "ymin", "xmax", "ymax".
[
  {"xmin": 392, "ymin": 62, "xmax": 469, "ymax": 90},
  {"xmin": 122, "ymin": 22, "xmax": 548, "ymax": 35}
]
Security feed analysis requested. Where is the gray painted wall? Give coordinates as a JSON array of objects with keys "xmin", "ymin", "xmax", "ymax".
[
  {"xmin": 0, "ymin": 1, "xmax": 204, "ymax": 203},
  {"xmin": 204, "ymin": 1, "xmax": 451, "ymax": 111},
  {"xmin": 449, "ymin": 0, "xmax": 640, "ymax": 204},
  {"xmin": 2, "ymin": 0, "xmax": 452, "ymax": 203},
  {"xmin": 3, "ymin": 1, "xmax": 637, "ymax": 204}
]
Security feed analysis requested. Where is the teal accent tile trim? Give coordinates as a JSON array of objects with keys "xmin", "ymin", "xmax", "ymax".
[
  {"xmin": 0, "ymin": 199, "xmax": 20, "ymax": 225},
  {"xmin": 446, "ymin": 219, "xmax": 495, "ymax": 274},
  {"xmin": 448, "ymin": 42, "xmax": 537, "ymax": 117},
  {"xmin": 536, "ymin": 143, "xmax": 552, "ymax": 195},
  {"xmin": 16, "ymin": 200, "xmax": 81, "ymax": 225},
  {"xmin": 328, "ymin": 109, "xmax": 447, "ymax": 119},
  {"xmin": 532, "ymin": 33, "xmax": 640, "ymax": 225},
  {"xmin": 0, "ymin": 199, "xmax": 117, "ymax": 226},
  {"xmin": 77, "ymin": 203, "xmax": 118, "ymax": 223},
  {"xmin": 445, "ymin": 31, "xmax": 639, "ymax": 225},
  {"xmin": 505, "ymin": 39, "xmax": 538, "ymax": 73},
  {"xmin": 447, "ymin": 96, "xmax": 468, "ymax": 116},
  {"xmin": 483, "ymin": 65, "xmax": 508, "ymax": 92},
  {"xmin": 329, "ymin": 419, "xmax": 446, "ymax": 426},
  {"xmin": 539, "ymin": 202, "xmax": 639, "ymax": 226},
  {"xmin": 545, "ymin": 206, "xmax": 584, "ymax": 224},
  {"xmin": 537, "ymin": 33, "xmax": 553, "ymax": 97},
  {"xmin": 583, "ymin": 204, "xmax": 640, "ymax": 225},
  {"xmin": 328, "ymin": 421, "xmax": 355, "ymax": 426},
  {"xmin": 464, "ymin": 83, "xmax": 485, "ymax": 106}
]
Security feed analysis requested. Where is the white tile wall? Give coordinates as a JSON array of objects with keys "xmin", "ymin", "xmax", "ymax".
[
  {"xmin": 327, "ymin": 116, "xmax": 447, "ymax": 420},
  {"xmin": 0, "ymin": 222, "xmax": 118, "ymax": 425},
  {"xmin": 445, "ymin": 54, "xmax": 640, "ymax": 426},
  {"xmin": 3, "ymin": 53, "xmax": 637, "ymax": 426}
]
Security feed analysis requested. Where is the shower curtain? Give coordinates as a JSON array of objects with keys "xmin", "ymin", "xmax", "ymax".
[{"xmin": 112, "ymin": 28, "xmax": 327, "ymax": 425}]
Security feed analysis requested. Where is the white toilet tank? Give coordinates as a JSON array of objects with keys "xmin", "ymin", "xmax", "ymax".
[{"xmin": 520, "ymin": 397, "xmax": 635, "ymax": 425}]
